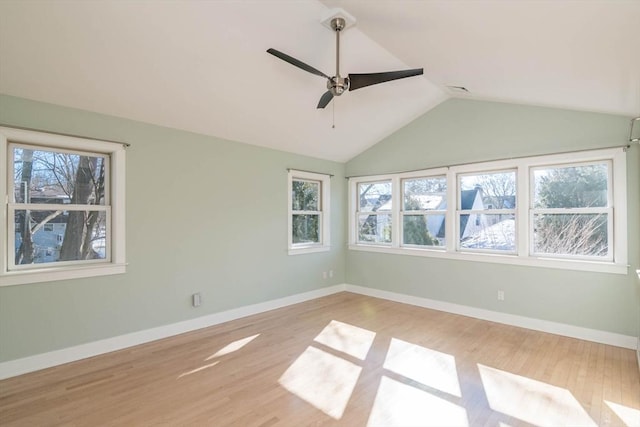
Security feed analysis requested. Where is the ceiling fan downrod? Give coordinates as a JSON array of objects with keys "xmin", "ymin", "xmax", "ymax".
[{"xmin": 329, "ymin": 17, "xmax": 349, "ymax": 96}]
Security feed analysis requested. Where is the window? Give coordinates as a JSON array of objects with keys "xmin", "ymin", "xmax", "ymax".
[
  {"xmin": 357, "ymin": 180, "xmax": 392, "ymax": 245},
  {"xmin": 401, "ymin": 176, "xmax": 446, "ymax": 248},
  {"xmin": 531, "ymin": 161, "xmax": 612, "ymax": 260},
  {"xmin": 1, "ymin": 127, "xmax": 126, "ymax": 286},
  {"xmin": 288, "ymin": 170, "xmax": 330, "ymax": 254},
  {"xmin": 348, "ymin": 148, "xmax": 627, "ymax": 274},
  {"xmin": 457, "ymin": 170, "xmax": 516, "ymax": 253}
]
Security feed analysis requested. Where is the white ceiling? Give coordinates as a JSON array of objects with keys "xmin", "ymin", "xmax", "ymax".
[{"xmin": 1, "ymin": 1, "xmax": 638, "ymax": 163}]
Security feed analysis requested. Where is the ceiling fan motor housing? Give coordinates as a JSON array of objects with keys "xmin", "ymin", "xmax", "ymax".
[{"xmin": 328, "ymin": 75, "xmax": 349, "ymax": 96}]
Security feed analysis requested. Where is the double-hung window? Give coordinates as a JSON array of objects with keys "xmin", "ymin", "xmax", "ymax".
[
  {"xmin": 288, "ymin": 170, "xmax": 330, "ymax": 254},
  {"xmin": 531, "ymin": 161, "xmax": 612, "ymax": 260},
  {"xmin": 457, "ymin": 170, "xmax": 517, "ymax": 253},
  {"xmin": 401, "ymin": 176, "xmax": 446, "ymax": 248},
  {"xmin": 356, "ymin": 180, "xmax": 392, "ymax": 245},
  {"xmin": 1, "ymin": 127, "xmax": 126, "ymax": 286}
]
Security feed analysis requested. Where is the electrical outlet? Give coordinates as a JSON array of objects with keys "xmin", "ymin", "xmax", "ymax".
[
  {"xmin": 322, "ymin": 271, "xmax": 327, "ymax": 279},
  {"xmin": 329, "ymin": 270, "xmax": 334, "ymax": 278},
  {"xmin": 497, "ymin": 290, "xmax": 505, "ymax": 301},
  {"xmin": 192, "ymin": 293, "xmax": 202, "ymax": 307}
]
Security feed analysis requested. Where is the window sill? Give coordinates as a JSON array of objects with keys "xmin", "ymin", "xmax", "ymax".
[
  {"xmin": 348, "ymin": 244, "xmax": 628, "ymax": 275},
  {"xmin": 288, "ymin": 246, "xmax": 330, "ymax": 256},
  {"xmin": 0, "ymin": 263, "xmax": 127, "ymax": 286}
]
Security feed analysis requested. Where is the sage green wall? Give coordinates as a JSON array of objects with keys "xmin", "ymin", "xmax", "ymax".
[
  {"xmin": 0, "ymin": 95, "xmax": 346, "ymax": 362},
  {"xmin": 346, "ymin": 98, "xmax": 640, "ymax": 336},
  {"xmin": 1, "ymin": 95, "xmax": 637, "ymax": 364}
]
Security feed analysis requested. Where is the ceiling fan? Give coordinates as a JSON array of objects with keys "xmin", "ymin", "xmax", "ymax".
[{"xmin": 267, "ymin": 14, "xmax": 423, "ymax": 109}]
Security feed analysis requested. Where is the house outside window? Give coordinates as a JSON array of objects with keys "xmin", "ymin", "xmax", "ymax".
[
  {"xmin": 12, "ymin": 144, "xmax": 109, "ymax": 266},
  {"xmin": 457, "ymin": 170, "xmax": 517, "ymax": 253},
  {"xmin": 1, "ymin": 127, "xmax": 126, "ymax": 286},
  {"xmin": 288, "ymin": 170, "xmax": 330, "ymax": 255},
  {"xmin": 356, "ymin": 180, "xmax": 393, "ymax": 245},
  {"xmin": 401, "ymin": 176, "xmax": 446, "ymax": 248}
]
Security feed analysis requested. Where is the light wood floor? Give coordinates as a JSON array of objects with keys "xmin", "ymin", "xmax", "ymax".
[{"xmin": 1, "ymin": 292, "xmax": 639, "ymax": 426}]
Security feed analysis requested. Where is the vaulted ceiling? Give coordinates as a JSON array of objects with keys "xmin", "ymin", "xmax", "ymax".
[{"xmin": 1, "ymin": 1, "xmax": 638, "ymax": 162}]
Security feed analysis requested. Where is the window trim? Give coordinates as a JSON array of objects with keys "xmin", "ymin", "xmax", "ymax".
[
  {"xmin": 288, "ymin": 170, "xmax": 330, "ymax": 255},
  {"xmin": 348, "ymin": 148, "xmax": 628, "ymax": 274},
  {"xmin": 529, "ymin": 160, "xmax": 614, "ymax": 261},
  {"xmin": 0, "ymin": 127, "xmax": 126, "ymax": 286},
  {"xmin": 456, "ymin": 169, "xmax": 518, "ymax": 255},
  {"xmin": 8, "ymin": 142, "xmax": 113, "ymax": 271},
  {"xmin": 400, "ymin": 175, "xmax": 447, "ymax": 250},
  {"xmin": 355, "ymin": 178, "xmax": 394, "ymax": 246}
]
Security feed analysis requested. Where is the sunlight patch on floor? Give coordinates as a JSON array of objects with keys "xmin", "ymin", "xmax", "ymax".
[
  {"xmin": 384, "ymin": 337, "xmax": 461, "ymax": 397},
  {"xmin": 605, "ymin": 400, "xmax": 640, "ymax": 426},
  {"xmin": 367, "ymin": 376, "xmax": 469, "ymax": 427},
  {"xmin": 278, "ymin": 346, "xmax": 362, "ymax": 419},
  {"xmin": 478, "ymin": 364, "xmax": 596, "ymax": 426},
  {"xmin": 177, "ymin": 361, "xmax": 220, "ymax": 378},
  {"xmin": 206, "ymin": 334, "xmax": 260, "ymax": 360},
  {"xmin": 313, "ymin": 320, "xmax": 376, "ymax": 360}
]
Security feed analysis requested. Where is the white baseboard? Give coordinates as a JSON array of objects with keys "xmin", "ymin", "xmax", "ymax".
[
  {"xmin": 0, "ymin": 284, "xmax": 347, "ymax": 380},
  {"xmin": 344, "ymin": 284, "xmax": 638, "ymax": 350},
  {"xmin": 2, "ymin": 282, "xmax": 636, "ymax": 380}
]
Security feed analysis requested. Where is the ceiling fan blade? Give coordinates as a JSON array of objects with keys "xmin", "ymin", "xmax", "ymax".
[
  {"xmin": 317, "ymin": 91, "xmax": 334, "ymax": 109},
  {"xmin": 348, "ymin": 68, "xmax": 424, "ymax": 91},
  {"xmin": 267, "ymin": 48, "xmax": 330, "ymax": 80}
]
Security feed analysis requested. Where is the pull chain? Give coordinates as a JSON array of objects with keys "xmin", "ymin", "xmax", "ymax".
[{"xmin": 332, "ymin": 100, "xmax": 335, "ymax": 129}]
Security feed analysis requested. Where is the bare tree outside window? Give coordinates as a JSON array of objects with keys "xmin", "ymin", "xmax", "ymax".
[
  {"xmin": 533, "ymin": 163, "xmax": 609, "ymax": 257},
  {"xmin": 15, "ymin": 148, "xmax": 34, "ymax": 264},
  {"xmin": 13, "ymin": 146, "xmax": 108, "ymax": 266}
]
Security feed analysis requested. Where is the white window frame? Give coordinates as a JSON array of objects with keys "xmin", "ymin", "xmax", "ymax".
[
  {"xmin": 348, "ymin": 148, "xmax": 627, "ymax": 274},
  {"xmin": 287, "ymin": 170, "xmax": 330, "ymax": 255},
  {"xmin": 355, "ymin": 178, "xmax": 394, "ymax": 246},
  {"xmin": 455, "ymin": 168, "xmax": 518, "ymax": 255},
  {"xmin": 529, "ymin": 160, "xmax": 614, "ymax": 262},
  {"xmin": 1, "ymin": 127, "xmax": 126, "ymax": 286},
  {"xmin": 400, "ymin": 174, "xmax": 447, "ymax": 250},
  {"xmin": 8, "ymin": 143, "xmax": 112, "ymax": 271}
]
